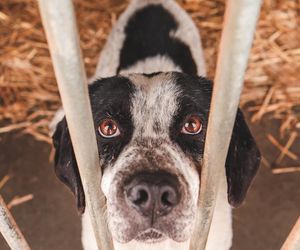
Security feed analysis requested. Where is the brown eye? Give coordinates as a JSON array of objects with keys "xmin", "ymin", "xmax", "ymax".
[
  {"xmin": 98, "ymin": 119, "xmax": 120, "ymax": 138},
  {"xmin": 181, "ymin": 115, "xmax": 202, "ymax": 135}
]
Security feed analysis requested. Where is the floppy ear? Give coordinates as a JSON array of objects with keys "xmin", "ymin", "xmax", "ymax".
[
  {"xmin": 225, "ymin": 110, "xmax": 261, "ymax": 207},
  {"xmin": 52, "ymin": 117, "xmax": 85, "ymax": 213}
]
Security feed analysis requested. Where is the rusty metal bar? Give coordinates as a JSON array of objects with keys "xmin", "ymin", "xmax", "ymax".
[
  {"xmin": 281, "ymin": 217, "xmax": 300, "ymax": 250},
  {"xmin": 0, "ymin": 195, "xmax": 30, "ymax": 250},
  {"xmin": 37, "ymin": 1, "xmax": 113, "ymax": 249},
  {"xmin": 190, "ymin": 0, "xmax": 262, "ymax": 249}
]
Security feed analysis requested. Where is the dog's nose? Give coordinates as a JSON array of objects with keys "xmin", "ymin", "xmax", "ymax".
[{"xmin": 124, "ymin": 171, "xmax": 180, "ymax": 218}]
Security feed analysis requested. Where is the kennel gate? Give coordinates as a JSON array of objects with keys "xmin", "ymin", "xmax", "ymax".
[{"xmin": 0, "ymin": 0, "xmax": 299, "ymax": 250}]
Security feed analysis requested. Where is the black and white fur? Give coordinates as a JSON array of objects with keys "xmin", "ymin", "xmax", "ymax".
[{"xmin": 51, "ymin": 0, "xmax": 260, "ymax": 249}]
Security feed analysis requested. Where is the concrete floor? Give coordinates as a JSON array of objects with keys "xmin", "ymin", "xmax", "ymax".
[{"xmin": 0, "ymin": 117, "xmax": 299, "ymax": 250}]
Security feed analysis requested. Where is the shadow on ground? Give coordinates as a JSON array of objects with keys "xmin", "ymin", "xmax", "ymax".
[{"xmin": 0, "ymin": 117, "xmax": 299, "ymax": 250}]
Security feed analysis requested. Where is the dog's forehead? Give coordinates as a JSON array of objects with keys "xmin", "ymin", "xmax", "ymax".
[
  {"xmin": 89, "ymin": 72, "xmax": 212, "ymax": 134},
  {"xmin": 126, "ymin": 72, "xmax": 181, "ymax": 138}
]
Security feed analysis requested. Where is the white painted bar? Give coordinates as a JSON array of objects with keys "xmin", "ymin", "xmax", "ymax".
[
  {"xmin": 281, "ymin": 217, "xmax": 300, "ymax": 250},
  {"xmin": 37, "ymin": 1, "xmax": 113, "ymax": 249},
  {"xmin": 0, "ymin": 196, "xmax": 30, "ymax": 250},
  {"xmin": 190, "ymin": 0, "xmax": 262, "ymax": 249}
]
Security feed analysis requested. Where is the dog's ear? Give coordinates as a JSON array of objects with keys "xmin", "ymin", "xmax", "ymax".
[
  {"xmin": 52, "ymin": 117, "xmax": 85, "ymax": 213},
  {"xmin": 225, "ymin": 110, "xmax": 261, "ymax": 207}
]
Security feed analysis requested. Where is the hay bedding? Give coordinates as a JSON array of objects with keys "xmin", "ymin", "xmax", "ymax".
[{"xmin": 0, "ymin": 0, "xmax": 299, "ymax": 168}]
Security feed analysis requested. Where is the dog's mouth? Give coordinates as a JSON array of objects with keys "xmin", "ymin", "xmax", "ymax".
[{"xmin": 135, "ymin": 229, "xmax": 166, "ymax": 243}]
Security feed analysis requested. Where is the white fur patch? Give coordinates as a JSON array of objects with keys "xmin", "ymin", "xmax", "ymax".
[
  {"xmin": 113, "ymin": 239, "xmax": 190, "ymax": 250},
  {"xmin": 128, "ymin": 73, "xmax": 180, "ymax": 139}
]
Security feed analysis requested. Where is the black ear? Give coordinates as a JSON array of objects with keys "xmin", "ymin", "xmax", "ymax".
[
  {"xmin": 52, "ymin": 117, "xmax": 85, "ymax": 213},
  {"xmin": 225, "ymin": 110, "xmax": 261, "ymax": 207}
]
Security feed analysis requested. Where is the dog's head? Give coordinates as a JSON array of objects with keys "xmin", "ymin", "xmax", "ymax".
[{"xmin": 53, "ymin": 72, "xmax": 260, "ymax": 243}]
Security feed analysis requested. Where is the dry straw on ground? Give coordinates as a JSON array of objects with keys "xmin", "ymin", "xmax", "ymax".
[{"xmin": 0, "ymin": 0, "xmax": 299, "ymax": 165}]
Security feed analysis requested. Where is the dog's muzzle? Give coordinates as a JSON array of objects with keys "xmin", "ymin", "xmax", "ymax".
[{"xmin": 105, "ymin": 140, "xmax": 198, "ymax": 243}]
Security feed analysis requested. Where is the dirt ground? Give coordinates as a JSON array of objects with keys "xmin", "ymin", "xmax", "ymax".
[{"xmin": 0, "ymin": 116, "xmax": 299, "ymax": 250}]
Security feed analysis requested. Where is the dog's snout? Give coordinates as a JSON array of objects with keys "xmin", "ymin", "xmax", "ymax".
[{"xmin": 124, "ymin": 171, "xmax": 180, "ymax": 218}]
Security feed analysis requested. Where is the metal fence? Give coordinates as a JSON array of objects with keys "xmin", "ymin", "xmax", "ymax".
[
  {"xmin": 190, "ymin": 0, "xmax": 262, "ymax": 249},
  {"xmin": 0, "ymin": 196, "xmax": 30, "ymax": 250},
  {"xmin": 0, "ymin": 0, "xmax": 299, "ymax": 250}
]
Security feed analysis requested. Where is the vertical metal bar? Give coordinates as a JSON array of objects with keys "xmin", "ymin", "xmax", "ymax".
[
  {"xmin": 281, "ymin": 217, "xmax": 300, "ymax": 250},
  {"xmin": 0, "ymin": 195, "xmax": 30, "ymax": 250},
  {"xmin": 190, "ymin": 0, "xmax": 262, "ymax": 249},
  {"xmin": 37, "ymin": 1, "xmax": 113, "ymax": 249}
]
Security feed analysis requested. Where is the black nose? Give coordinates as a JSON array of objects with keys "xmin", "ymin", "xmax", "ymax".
[{"xmin": 124, "ymin": 171, "xmax": 180, "ymax": 218}]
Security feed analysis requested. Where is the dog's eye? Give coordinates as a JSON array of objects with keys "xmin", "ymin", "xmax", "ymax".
[
  {"xmin": 181, "ymin": 115, "xmax": 202, "ymax": 135},
  {"xmin": 98, "ymin": 119, "xmax": 120, "ymax": 138}
]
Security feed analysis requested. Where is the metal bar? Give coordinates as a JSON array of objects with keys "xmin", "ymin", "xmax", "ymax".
[
  {"xmin": 190, "ymin": 0, "xmax": 262, "ymax": 249},
  {"xmin": 281, "ymin": 217, "xmax": 300, "ymax": 250},
  {"xmin": 37, "ymin": 1, "xmax": 113, "ymax": 249},
  {"xmin": 0, "ymin": 195, "xmax": 30, "ymax": 250}
]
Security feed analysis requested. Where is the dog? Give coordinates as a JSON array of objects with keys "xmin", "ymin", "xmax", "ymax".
[{"xmin": 51, "ymin": 0, "xmax": 261, "ymax": 249}]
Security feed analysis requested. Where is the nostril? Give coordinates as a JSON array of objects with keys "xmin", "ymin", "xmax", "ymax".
[
  {"xmin": 127, "ymin": 184, "xmax": 150, "ymax": 207},
  {"xmin": 133, "ymin": 188, "xmax": 149, "ymax": 205},
  {"xmin": 160, "ymin": 186, "xmax": 178, "ymax": 207}
]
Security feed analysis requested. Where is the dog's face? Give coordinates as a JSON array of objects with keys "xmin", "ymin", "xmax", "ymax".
[{"xmin": 53, "ymin": 72, "xmax": 260, "ymax": 244}]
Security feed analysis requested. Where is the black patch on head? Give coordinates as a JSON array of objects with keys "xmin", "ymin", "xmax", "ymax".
[
  {"xmin": 117, "ymin": 5, "xmax": 197, "ymax": 75},
  {"xmin": 170, "ymin": 73, "xmax": 212, "ymax": 159},
  {"xmin": 170, "ymin": 72, "xmax": 261, "ymax": 207},
  {"xmin": 52, "ymin": 76, "xmax": 135, "ymax": 212},
  {"xmin": 89, "ymin": 76, "xmax": 135, "ymax": 165}
]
